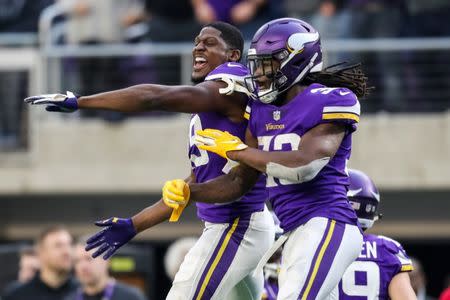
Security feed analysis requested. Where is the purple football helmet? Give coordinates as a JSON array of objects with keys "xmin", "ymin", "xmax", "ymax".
[
  {"xmin": 347, "ymin": 169, "xmax": 381, "ymax": 230},
  {"xmin": 246, "ymin": 18, "xmax": 323, "ymax": 104}
]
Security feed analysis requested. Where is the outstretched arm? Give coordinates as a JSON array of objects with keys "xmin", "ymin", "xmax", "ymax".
[
  {"xmin": 77, "ymin": 81, "xmax": 238, "ymax": 113},
  {"xmin": 86, "ymin": 173, "xmax": 195, "ymax": 260},
  {"xmin": 388, "ymin": 272, "xmax": 417, "ymax": 300},
  {"xmin": 25, "ymin": 81, "xmax": 247, "ymax": 120}
]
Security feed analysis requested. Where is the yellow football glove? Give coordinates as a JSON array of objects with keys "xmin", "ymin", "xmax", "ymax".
[
  {"xmin": 162, "ymin": 179, "xmax": 190, "ymax": 222},
  {"xmin": 195, "ymin": 129, "xmax": 248, "ymax": 159}
]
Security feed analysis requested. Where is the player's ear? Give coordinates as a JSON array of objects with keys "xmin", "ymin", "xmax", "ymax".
[{"xmin": 228, "ymin": 49, "xmax": 241, "ymax": 62}]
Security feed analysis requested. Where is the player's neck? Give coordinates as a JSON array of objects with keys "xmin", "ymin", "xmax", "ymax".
[
  {"xmin": 276, "ymin": 85, "xmax": 308, "ymax": 106},
  {"xmin": 40, "ymin": 267, "xmax": 69, "ymax": 288}
]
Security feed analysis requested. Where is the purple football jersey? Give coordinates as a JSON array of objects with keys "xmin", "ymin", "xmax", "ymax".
[
  {"xmin": 247, "ymin": 84, "xmax": 360, "ymax": 232},
  {"xmin": 189, "ymin": 62, "xmax": 266, "ymax": 222},
  {"xmin": 338, "ymin": 234, "xmax": 413, "ymax": 299}
]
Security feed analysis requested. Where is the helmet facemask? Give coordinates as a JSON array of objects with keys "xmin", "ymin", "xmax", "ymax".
[
  {"xmin": 246, "ymin": 43, "xmax": 322, "ymax": 104},
  {"xmin": 349, "ymin": 197, "xmax": 381, "ymax": 230},
  {"xmin": 245, "ymin": 50, "xmax": 290, "ymax": 104}
]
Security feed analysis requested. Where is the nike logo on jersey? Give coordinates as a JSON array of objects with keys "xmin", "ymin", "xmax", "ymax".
[
  {"xmin": 339, "ymin": 91, "xmax": 351, "ymax": 96},
  {"xmin": 347, "ymin": 188, "xmax": 362, "ymax": 197}
]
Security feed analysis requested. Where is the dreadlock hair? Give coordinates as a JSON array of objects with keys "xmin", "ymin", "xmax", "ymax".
[
  {"xmin": 205, "ymin": 22, "xmax": 244, "ymax": 62},
  {"xmin": 303, "ymin": 62, "xmax": 373, "ymax": 98}
]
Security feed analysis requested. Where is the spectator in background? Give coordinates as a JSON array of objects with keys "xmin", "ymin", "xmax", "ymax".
[
  {"xmin": 17, "ymin": 246, "xmax": 40, "ymax": 284},
  {"xmin": 409, "ymin": 257, "xmax": 437, "ymax": 300},
  {"xmin": 405, "ymin": 0, "xmax": 450, "ymax": 37},
  {"xmin": 0, "ymin": 0, "xmax": 54, "ymax": 150},
  {"xmin": 144, "ymin": 0, "xmax": 200, "ymax": 86},
  {"xmin": 281, "ymin": 1, "xmax": 352, "ymax": 65},
  {"xmin": 2, "ymin": 246, "xmax": 40, "ymax": 296},
  {"xmin": 59, "ymin": 0, "xmax": 147, "ymax": 120},
  {"xmin": 403, "ymin": 0, "xmax": 450, "ymax": 112},
  {"xmin": 66, "ymin": 238, "xmax": 147, "ymax": 300},
  {"xmin": 283, "ymin": 0, "xmax": 318, "ymax": 20},
  {"xmin": 191, "ymin": 0, "xmax": 279, "ymax": 40},
  {"xmin": 346, "ymin": 0, "xmax": 407, "ymax": 111},
  {"xmin": 0, "ymin": 0, "xmax": 54, "ymax": 33},
  {"xmin": 59, "ymin": 0, "xmax": 146, "ymax": 45},
  {"xmin": 3, "ymin": 225, "xmax": 78, "ymax": 300},
  {"xmin": 282, "ymin": 1, "xmax": 351, "ymax": 38}
]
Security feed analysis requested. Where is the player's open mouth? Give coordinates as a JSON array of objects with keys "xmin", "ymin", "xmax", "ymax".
[
  {"xmin": 255, "ymin": 79, "xmax": 270, "ymax": 90},
  {"xmin": 193, "ymin": 56, "xmax": 207, "ymax": 71}
]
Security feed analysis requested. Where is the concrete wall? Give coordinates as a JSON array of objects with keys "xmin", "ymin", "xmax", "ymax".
[{"xmin": 1, "ymin": 112, "xmax": 449, "ymax": 193}]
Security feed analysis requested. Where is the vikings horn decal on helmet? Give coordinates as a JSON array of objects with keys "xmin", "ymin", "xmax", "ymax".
[
  {"xmin": 246, "ymin": 18, "xmax": 323, "ymax": 104},
  {"xmin": 347, "ymin": 169, "xmax": 381, "ymax": 230}
]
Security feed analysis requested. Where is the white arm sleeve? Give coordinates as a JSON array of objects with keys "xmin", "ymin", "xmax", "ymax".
[{"xmin": 265, "ymin": 157, "xmax": 330, "ymax": 183}]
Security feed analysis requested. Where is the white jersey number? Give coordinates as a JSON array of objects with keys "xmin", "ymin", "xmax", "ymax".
[
  {"xmin": 189, "ymin": 114, "xmax": 238, "ymax": 174},
  {"xmin": 257, "ymin": 133, "xmax": 301, "ymax": 187},
  {"xmin": 340, "ymin": 261, "xmax": 380, "ymax": 300},
  {"xmin": 189, "ymin": 115, "xmax": 209, "ymax": 167}
]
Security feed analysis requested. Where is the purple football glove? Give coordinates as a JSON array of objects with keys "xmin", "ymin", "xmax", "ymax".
[
  {"xmin": 24, "ymin": 91, "xmax": 78, "ymax": 112},
  {"xmin": 85, "ymin": 217, "xmax": 137, "ymax": 260}
]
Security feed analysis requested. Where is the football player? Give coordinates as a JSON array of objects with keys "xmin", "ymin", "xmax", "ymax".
[
  {"xmin": 336, "ymin": 169, "xmax": 416, "ymax": 300},
  {"xmin": 163, "ymin": 18, "xmax": 371, "ymax": 299},
  {"xmin": 256, "ymin": 169, "xmax": 417, "ymax": 300},
  {"xmin": 25, "ymin": 22, "xmax": 275, "ymax": 299}
]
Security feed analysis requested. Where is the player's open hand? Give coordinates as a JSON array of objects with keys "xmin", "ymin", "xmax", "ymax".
[
  {"xmin": 195, "ymin": 129, "xmax": 248, "ymax": 159},
  {"xmin": 85, "ymin": 217, "xmax": 136, "ymax": 260},
  {"xmin": 24, "ymin": 91, "xmax": 78, "ymax": 112},
  {"xmin": 162, "ymin": 179, "xmax": 190, "ymax": 222}
]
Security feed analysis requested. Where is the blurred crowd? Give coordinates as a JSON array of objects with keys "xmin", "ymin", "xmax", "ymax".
[
  {"xmin": 0, "ymin": 226, "xmax": 147, "ymax": 300},
  {"xmin": 1, "ymin": 0, "xmax": 450, "ymax": 150},
  {"xmin": 1, "ymin": 229, "xmax": 449, "ymax": 300},
  {"xmin": 2, "ymin": 0, "xmax": 450, "ymax": 41}
]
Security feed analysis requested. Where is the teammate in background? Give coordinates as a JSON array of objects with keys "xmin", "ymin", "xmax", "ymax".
[
  {"xmin": 164, "ymin": 18, "xmax": 369, "ymax": 299},
  {"xmin": 25, "ymin": 22, "xmax": 275, "ymax": 299},
  {"xmin": 257, "ymin": 169, "xmax": 417, "ymax": 300},
  {"xmin": 337, "ymin": 169, "xmax": 416, "ymax": 300}
]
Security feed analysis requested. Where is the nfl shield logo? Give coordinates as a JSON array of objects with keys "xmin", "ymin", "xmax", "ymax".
[{"xmin": 273, "ymin": 110, "xmax": 281, "ymax": 121}]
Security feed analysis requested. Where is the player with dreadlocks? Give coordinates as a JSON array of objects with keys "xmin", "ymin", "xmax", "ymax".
[{"xmin": 163, "ymin": 18, "xmax": 371, "ymax": 300}]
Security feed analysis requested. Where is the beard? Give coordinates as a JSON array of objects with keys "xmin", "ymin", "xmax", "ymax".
[{"xmin": 191, "ymin": 74, "xmax": 206, "ymax": 85}]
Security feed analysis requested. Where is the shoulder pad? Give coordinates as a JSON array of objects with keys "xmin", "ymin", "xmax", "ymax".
[
  {"xmin": 305, "ymin": 85, "xmax": 360, "ymax": 126},
  {"xmin": 377, "ymin": 235, "xmax": 414, "ymax": 272}
]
